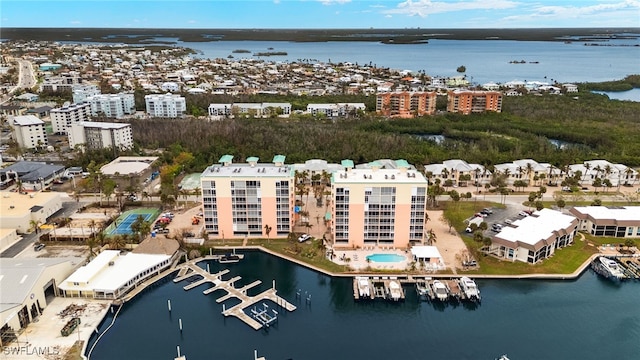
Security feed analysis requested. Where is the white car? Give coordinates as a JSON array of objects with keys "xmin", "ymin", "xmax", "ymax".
[
  {"xmin": 298, "ymin": 234, "xmax": 312, "ymax": 243},
  {"xmin": 518, "ymin": 211, "xmax": 529, "ymax": 217}
]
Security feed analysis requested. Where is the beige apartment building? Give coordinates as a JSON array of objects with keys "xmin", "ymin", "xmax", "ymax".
[
  {"xmin": 200, "ymin": 155, "xmax": 295, "ymax": 239},
  {"xmin": 447, "ymin": 90, "xmax": 502, "ymax": 114},
  {"xmin": 331, "ymin": 159, "xmax": 429, "ymax": 249},
  {"xmin": 376, "ymin": 91, "xmax": 437, "ymax": 117}
]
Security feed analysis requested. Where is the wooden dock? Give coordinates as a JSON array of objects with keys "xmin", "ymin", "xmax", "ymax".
[{"xmin": 174, "ymin": 261, "xmax": 296, "ymax": 330}]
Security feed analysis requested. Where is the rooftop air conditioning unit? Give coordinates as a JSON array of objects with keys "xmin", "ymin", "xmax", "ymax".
[{"xmin": 108, "ymin": 261, "xmax": 115, "ymax": 266}]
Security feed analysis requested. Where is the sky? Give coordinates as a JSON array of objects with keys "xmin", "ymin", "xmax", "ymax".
[{"xmin": 1, "ymin": 0, "xmax": 639, "ymax": 29}]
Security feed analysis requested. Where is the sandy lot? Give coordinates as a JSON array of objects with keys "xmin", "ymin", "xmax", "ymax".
[{"xmin": 3, "ymin": 298, "xmax": 111, "ymax": 360}]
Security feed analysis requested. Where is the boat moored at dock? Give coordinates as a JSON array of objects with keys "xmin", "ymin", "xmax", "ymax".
[
  {"xmin": 460, "ymin": 277, "xmax": 481, "ymax": 302},
  {"xmin": 431, "ymin": 280, "xmax": 449, "ymax": 302},
  {"xmin": 591, "ymin": 256, "xmax": 626, "ymax": 281}
]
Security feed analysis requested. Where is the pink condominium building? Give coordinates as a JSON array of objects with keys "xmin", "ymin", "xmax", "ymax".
[
  {"xmin": 331, "ymin": 159, "xmax": 429, "ymax": 250},
  {"xmin": 200, "ymin": 155, "xmax": 295, "ymax": 239}
]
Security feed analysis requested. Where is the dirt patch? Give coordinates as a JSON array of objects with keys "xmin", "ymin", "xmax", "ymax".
[{"xmin": 428, "ymin": 210, "xmax": 471, "ymax": 272}]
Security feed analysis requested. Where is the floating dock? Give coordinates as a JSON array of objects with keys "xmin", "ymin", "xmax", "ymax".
[{"xmin": 174, "ymin": 261, "xmax": 296, "ymax": 330}]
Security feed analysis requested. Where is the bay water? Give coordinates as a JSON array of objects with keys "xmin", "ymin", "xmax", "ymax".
[{"xmin": 88, "ymin": 251, "xmax": 639, "ymax": 360}]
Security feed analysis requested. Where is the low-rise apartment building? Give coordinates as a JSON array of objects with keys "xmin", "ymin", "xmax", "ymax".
[
  {"xmin": 11, "ymin": 115, "xmax": 48, "ymax": 150},
  {"xmin": 447, "ymin": 90, "xmax": 502, "ymax": 114},
  {"xmin": 200, "ymin": 155, "xmax": 295, "ymax": 239},
  {"xmin": 50, "ymin": 103, "xmax": 92, "ymax": 134},
  {"xmin": 489, "ymin": 209, "xmax": 578, "ymax": 263},
  {"xmin": 72, "ymin": 84, "xmax": 101, "ymax": 104},
  {"xmin": 331, "ymin": 159, "xmax": 429, "ymax": 249},
  {"xmin": 208, "ymin": 102, "xmax": 292, "ymax": 118},
  {"xmin": 376, "ymin": 91, "xmax": 437, "ymax": 117},
  {"xmin": 307, "ymin": 103, "xmax": 366, "ymax": 117},
  {"xmin": 145, "ymin": 93, "xmax": 186, "ymax": 118},
  {"xmin": 68, "ymin": 121, "xmax": 134, "ymax": 151},
  {"xmin": 569, "ymin": 206, "xmax": 640, "ymax": 238}
]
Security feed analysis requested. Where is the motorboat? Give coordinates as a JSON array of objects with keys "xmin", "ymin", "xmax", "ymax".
[
  {"xmin": 415, "ymin": 280, "xmax": 430, "ymax": 301},
  {"xmin": 219, "ymin": 250, "xmax": 244, "ymax": 264},
  {"xmin": 431, "ymin": 280, "xmax": 449, "ymax": 301},
  {"xmin": 357, "ymin": 277, "xmax": 371, "ymax": 298},
  {"xmin": 388, "ymin": 280, "xmax": 403, "ymax": 301},
  {"xmin": 459, "ymin": 277, "xmax": 481, "ymax": 301},
  {"xmin": 592, "ymin": 256, "xmax": 625, "ymax": 280}
]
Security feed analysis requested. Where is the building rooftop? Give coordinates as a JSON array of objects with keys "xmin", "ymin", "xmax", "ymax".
[
  {"xmin": 332, "ymin": 167, "xmax": 428, "ymax": 184},
  {"xmin": 0, "ymin": 258, "xmax": 75, "ymax": 313},
  {"xmin": 202, "ymin": 162, "xmax": 294, "ymax": 178},
  {"xmin": 570, "ymin": 206, "xmax": 640, "ymax": 222},
  {"xmin": 76, "ymin": 121, "xmax": 130, "ymax": 130},
  {"xmin": 12, "ymin": 114, "xmax": 44, "ymax": 126},
  {"xmin": 60, "ymin": 250, "xmax": 170, "ymax": 293},
  {"xmin": 494, "ymin": 208, "xmax": 576, "ymax": 249},
  {"xmin": 100, "ymin": 156, "xmax": 158, "ymax": 176},
  {"xmin": 0, "ymin": 192, "xmax": 61, "ymax": 219}
]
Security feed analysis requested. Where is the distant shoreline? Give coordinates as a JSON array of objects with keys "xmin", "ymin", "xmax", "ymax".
[{"xmin": 2, "ymin": 27, "xmax": 639, "ymax": 44}]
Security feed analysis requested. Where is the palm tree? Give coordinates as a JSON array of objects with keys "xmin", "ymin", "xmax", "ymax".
[
  {"xmin": 29, "ymin": 219, "xmax": 40, "ymax": 234},
  {"xmin": 426, "ymin": 229, "xmax": 437, "ymax": 245},
  {"xmin": 440, "ymin": 168, "xmax": 450, "ymax": 182},
  {"xmin": 88, "ymin": 219, "xmax": 97, "ymax": 239},
  {"xmin": 109, "ymin": 235, "xmax": 126, "ymax": 250},
  {"xmin": 142, "ymin": 191, "xmax": 150, "ymax": 205},
  {"xmin": 583, "ymin": 162, "xmax": 591, "ymax": 184},
  {"xmin": 525, "ymin": 162, "xmax": 534, "ymax": 185},
  {"xmin": 264, "ymin": 224, "xmax": 272, "ymax": 239},
  {"xmin": 86, "ymin": 236, "xmax": 97, "ymax": 261},
  {"xmin": 473, "ymin": 167, "xmax": 481, "ymax": 193}
]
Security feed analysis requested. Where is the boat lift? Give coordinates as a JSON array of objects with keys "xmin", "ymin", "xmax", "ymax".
[{"xmin": 250, "ymin": 303, "xmax": 279, "ymax": 328}]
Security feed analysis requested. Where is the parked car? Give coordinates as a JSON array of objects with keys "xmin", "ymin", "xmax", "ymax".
[
  {"xmin": 518, "ymin": 211, "xmax": 529, "ymax": 217},
  {"xmin": 491, "ymin": 224, "xmax": 503, "ymax": 232},
  {"xmin": 474, "ymin": 213, "xmax": 487, "ymax": 218},
  {"xmin": 481, "ymin": 208, "xmax": 494, "ymax": 215},
  {"xmin": 34, "ymin": 243, "xmax": 45, "ymax": 251},
  {"xmin": 298, "ymin": 234, "xmax": 312, "ymax": 243}
]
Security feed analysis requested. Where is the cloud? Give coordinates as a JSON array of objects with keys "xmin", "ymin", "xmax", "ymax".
[
  {"xmin": 318, "ymin": 0, "xmax": 351, "ymax": 5},
  {"xmin": 187, "ymin": 20, "xmax": 197, "ymax": 24},
  {"xmin": 501, "ymin": 0, "xmax": 640, "ymax": 23},
  {"xmin": 385, "ymin": 14, "xmax": 392, "ymax": 18},
  {"xmin": 273, "ymin": 0, "xmax": 280, "ymax": 4},
  {"xmin": 70, "ymin": 20, "xmax": 81, "ymax": 25},
  {"xmin": 383, "ymin": 0, "xmax": 518, "ymax": 17}
]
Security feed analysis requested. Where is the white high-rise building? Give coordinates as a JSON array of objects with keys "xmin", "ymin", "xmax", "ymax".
[
  {"xmin": 50, "ymin": 103, "xmax": 91, "ymax": 134},
  {"xmin": 72, "ymin": 84, "xmax": 101, "ymax": 104},
  {"xmin": 68, "ymin": 121, "xmax": 133, "ymax": 151},
  {"xmin": 87, "ymin": 93, "xmax": 136, "ymax": 118},
  {"xmin": 11, "ymin": 115, "xmax": 48, "ymax": 150},
  {"xmin": 145, "ymin": 93, "xmax": 186, "ymax": 118}
]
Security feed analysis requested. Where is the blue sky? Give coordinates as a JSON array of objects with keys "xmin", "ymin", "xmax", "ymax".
[{"xmin": 1, "ymin": 0, "xmax": 639, "ymax": 28}]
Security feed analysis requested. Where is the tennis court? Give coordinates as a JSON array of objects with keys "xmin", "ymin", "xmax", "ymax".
[{"xmin": 104, "ymin": 208, "xmax": 160, "ymax": 236}]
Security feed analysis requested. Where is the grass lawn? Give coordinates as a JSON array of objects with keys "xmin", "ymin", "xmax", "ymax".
[{"xmin": 247, "ymin": 238, "xmax": 347, "ymax": 273}]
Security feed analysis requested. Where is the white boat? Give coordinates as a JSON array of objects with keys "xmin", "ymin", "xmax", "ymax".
[
  {"xmin": 357, "ymin": 277, "xmax": 371, "ymax": 298},
  {"xmin": 431, "ymin": 280, "xmax": 449, "ymax": 301},
  {"xmin": 596, "ymin": 257, "xmax": 625, "ymax": 280},
  {"xmin": 459, "ymin": 277, "xmax": 481, "ymax": 301},
  {"xmin": 388, "ymin": 280, "xmax": 403, "ymax": 301}
]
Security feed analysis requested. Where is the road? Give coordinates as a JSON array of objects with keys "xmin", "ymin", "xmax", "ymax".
[{"xmin": 1, "ymin": 58, "xmax": 36, "ymax": 104}]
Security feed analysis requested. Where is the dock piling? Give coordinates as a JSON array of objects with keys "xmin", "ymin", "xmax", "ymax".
[
  {"xmin": 179, "ymin": 318, "xmax": 183, "ymax": 332},
  {"xmin": 168, "ymin": 299, "xmax": 172, "ymax": 312}
]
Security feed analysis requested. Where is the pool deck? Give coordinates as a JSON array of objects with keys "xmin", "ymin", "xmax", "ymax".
[{"xmin": 332, "ymin": 248, "xmax": 414, "ymax": 271}]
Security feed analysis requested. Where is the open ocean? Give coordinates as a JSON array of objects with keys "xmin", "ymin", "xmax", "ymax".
[{"xmin": 87, "ymin": 251, "xmax": 639, "ymax": 360}]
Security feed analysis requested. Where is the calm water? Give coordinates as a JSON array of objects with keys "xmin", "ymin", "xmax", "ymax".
[
  {"xmin": 173, "ymin": 38, "xmax": 640, "ymax": 84},
  {"xmin": 88, "ymin": 251, "xmax": 639, "ymax": 360},
  {"xmin": 593, "ymin": 88, "xmax": 640, "ymax": 102}
]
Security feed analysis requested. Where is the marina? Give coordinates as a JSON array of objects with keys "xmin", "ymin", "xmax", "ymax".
[
  {"xmin": 173, "ymin": 259, "xmax": 296, "ymax": 330},
  {"xmin": 86, "ymin": 251, "xmax": 640, "ymax": 360}
]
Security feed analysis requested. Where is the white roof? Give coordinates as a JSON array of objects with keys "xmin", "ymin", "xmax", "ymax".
[
  {"xmin": 61, "ymin": 250, "xmax": 170, "ymax": 292},
  {"xmin": 495, "ymin": 208, "xmax": 576, "ymax": 246},
  {"xmin": 411, "ymin": 246, "xmax": 443, "ymax": 260},
  {"xmin": 333, "ymin": 168, "xmax": 427, "ymax": 184},
  {"xmin": 571, "ymin": 206, "xmax": 640, "ymax": 222},
  {"xmin": 77, "ymin": 121, "xmax": 129, "ymax": 130},
  {"xmin": 13, "ymin": 115, "xmax": 44, "ymax": 126}
]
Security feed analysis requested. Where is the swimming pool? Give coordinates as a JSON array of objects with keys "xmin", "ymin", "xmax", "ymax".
[{"xmin": 366, "ymin": 254, "xmax": 406, "ymax": 263}]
